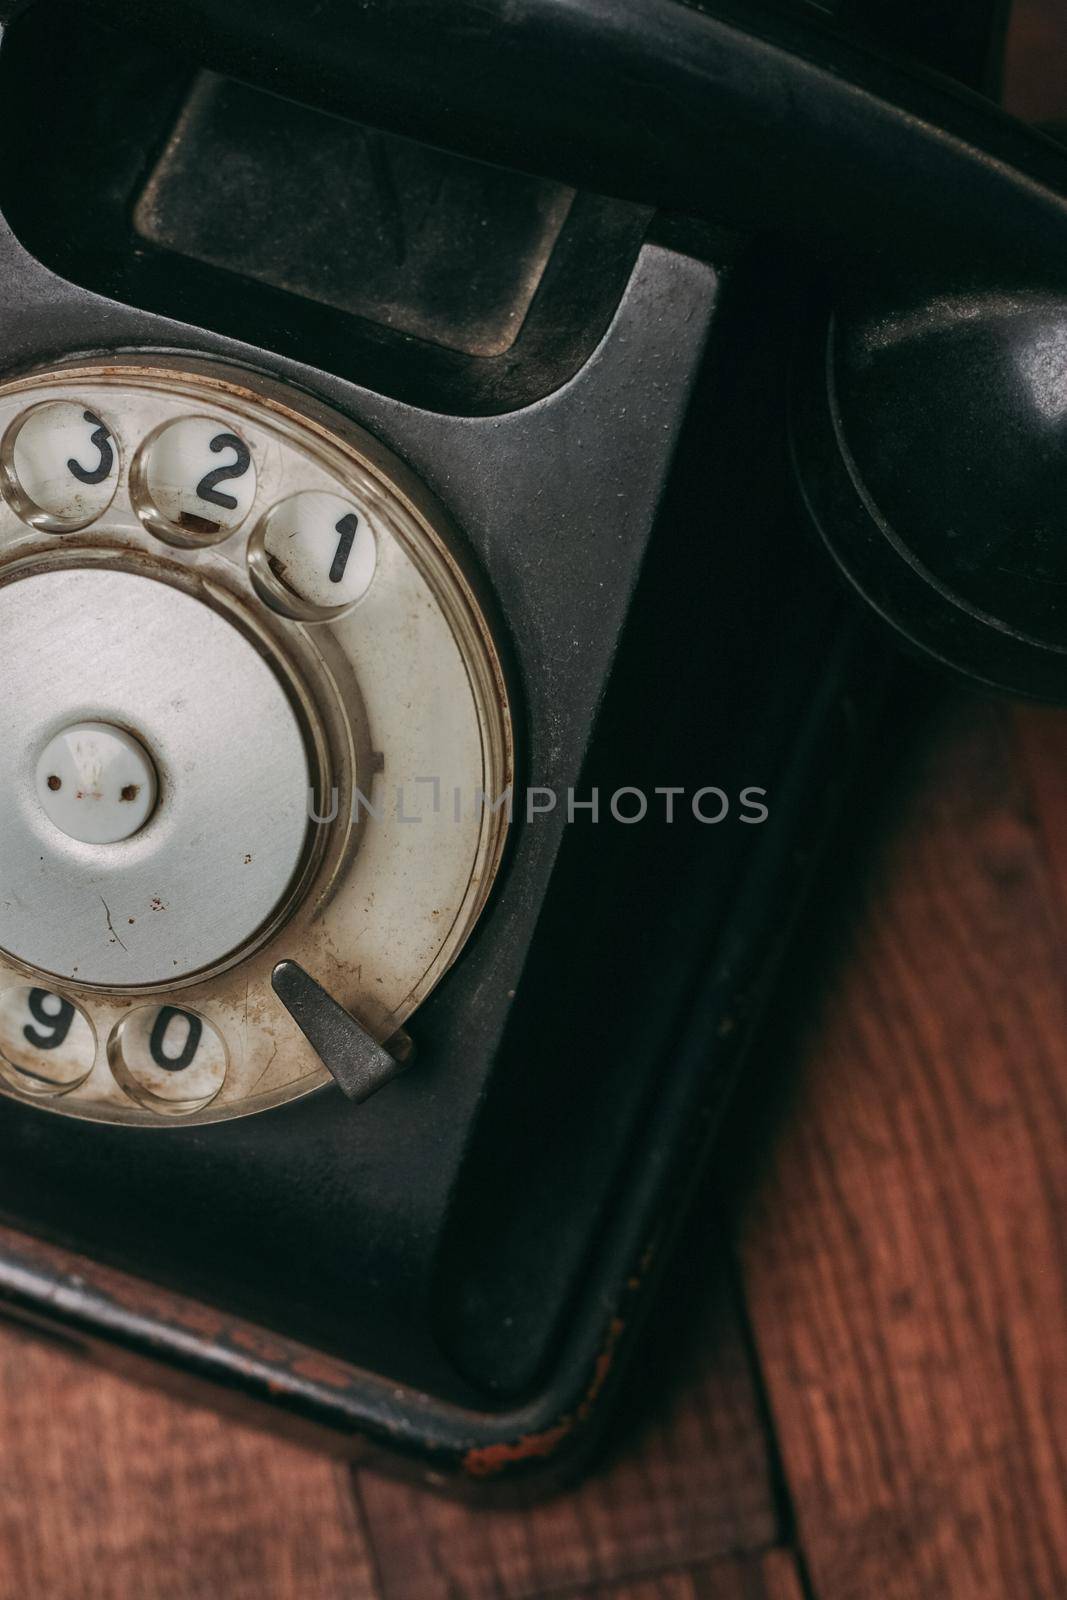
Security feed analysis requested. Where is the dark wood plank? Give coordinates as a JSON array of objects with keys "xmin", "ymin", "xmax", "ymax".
[
  {"xmin": 582, "ymin": 1549, "xmax": 805, "ymax": 1600},
  {"xmin": 1013, "ymin": 705, "xmax": 1067, "ymax": 930},
  {"xmin": 356, "ymin": 1228, "xmax": 779, "ymax": 1600},
  {"xmin": 733, "ymin": 693, "xmax": 1067, "ymax": 1600},
  {"xmin": 1003, "ymin": 0, "xmax": 1067, "ymax": 123},
  {"xmin": 0, "ymin": 1322, "xmax": 380, "ymax": 1600}
]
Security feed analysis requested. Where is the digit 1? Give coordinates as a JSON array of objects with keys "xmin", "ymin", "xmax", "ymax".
[
  {"xmin": 24, "ymin": 990, "xmax": 75, "ymax": 1051},
  {"xmin": 330, "ymin": 513, "xmax": 360, "ymax": 584},
  {"xmin": 148, "ymin": 1007, "xmax": 203, "ymax": 1073}
]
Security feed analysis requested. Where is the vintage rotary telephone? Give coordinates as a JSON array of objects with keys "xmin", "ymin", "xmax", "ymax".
[{"xmin": 0, "ymin": 0, "xmax": 1056, "ymax": 1487}]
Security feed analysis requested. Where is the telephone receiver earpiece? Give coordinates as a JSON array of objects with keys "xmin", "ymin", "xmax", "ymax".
[
  {"xmin": 792, "ymin": 273, "xmax": 1067, "ymax": 700},
  {"xmin": 71, "ymin": 0, "xmax": 1067, "ymax": 696}
]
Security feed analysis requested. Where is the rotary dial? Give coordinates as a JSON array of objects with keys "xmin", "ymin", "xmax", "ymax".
[{"xmin": 0, "ymin": 359, "xmax": 512, "ymax": 1125}]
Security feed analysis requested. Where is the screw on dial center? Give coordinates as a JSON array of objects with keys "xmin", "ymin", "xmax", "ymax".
[{"xmin": 36, "ymin": 722, "xmax": 159, "ymax": 845}]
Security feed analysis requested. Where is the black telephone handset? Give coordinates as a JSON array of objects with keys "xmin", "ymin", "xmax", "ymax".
[
  {"xmin": 64, "ymin": 0, "xmax": 1067, "ymax": 698},
  {"xmin": 0, "ymin": 0, "xmax": 1046, "ymax": 1486}
]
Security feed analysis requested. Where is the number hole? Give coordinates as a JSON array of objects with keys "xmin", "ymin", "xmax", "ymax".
[
  {"xmin": 0, "ymin": 985, "xmax": 96, "ymax": 1096},
  {"xmin": 131, "ymin": 416, "xmax": 257, "ymax": 548},
  {"xmin": 1, "ymin": 400, "xmax": 120, "ymax": 532},
  {"xmin": 108, "ymin": 1005, "xmax": 228, "ymax": 1113}
]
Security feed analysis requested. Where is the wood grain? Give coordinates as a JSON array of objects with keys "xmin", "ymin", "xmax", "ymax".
[
  {"xmin": 733, "ymin": 694, "xmax": 1067, "ymax": 1600},
  {"xmin": 0, "ymin": 1322, "xmax": 379, "ymax": 1600},
  {"xmin": 581, "ymin": 1549, "xmax": 805, "ymax": 1600},
  {"xmin": 355, "ymin": 1224, "xmax": 778, "ymax": 1600}
]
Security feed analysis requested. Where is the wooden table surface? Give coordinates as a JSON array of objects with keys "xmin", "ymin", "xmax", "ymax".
[{"xmin": 2, "ymin": 687, "xmax": 1067, "ymax": 1599}]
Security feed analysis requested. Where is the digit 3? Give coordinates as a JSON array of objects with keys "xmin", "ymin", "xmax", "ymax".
[{"xmin": 67, "ymin": 412, "xmax": 115, "ymax": 486}]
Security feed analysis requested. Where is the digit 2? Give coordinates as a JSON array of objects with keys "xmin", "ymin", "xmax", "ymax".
[
  {"xmin": 67, "ymin": 412, "xmax": 114, "ymax": 485},
  {"xmin": 24, "ymin": 990, "xmax": 75, "ymax": 1051},
  {"xmin": 195, "ymin": 432, "xmax": 251, "ymax": 511},
  {"xmin": 149, "ymin": 1007, "xmax": 203, "ymax": 1073}
]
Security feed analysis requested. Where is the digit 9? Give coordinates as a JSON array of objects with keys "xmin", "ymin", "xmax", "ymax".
[{"xmin": 0, "ymin": 984, "xmax": 96, "ymax": 1095}]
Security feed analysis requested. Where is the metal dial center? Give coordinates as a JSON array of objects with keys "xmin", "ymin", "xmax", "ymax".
[{"xmin": 0, "ymin": 566, "xmax": 313, "ymax": 988}]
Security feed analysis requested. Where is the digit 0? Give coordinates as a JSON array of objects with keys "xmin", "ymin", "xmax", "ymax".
[{"xmin": 148, "ymin": 1007, "xmax": 203, "ymax": 1073}]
